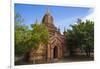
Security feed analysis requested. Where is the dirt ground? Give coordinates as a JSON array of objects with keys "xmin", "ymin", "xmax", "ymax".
[{"xmin": 15, "ymin": 54, "xmax": 94, "ymax": 65}]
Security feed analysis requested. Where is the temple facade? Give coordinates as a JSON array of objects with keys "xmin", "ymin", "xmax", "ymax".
[{"xmin": 29, "ymin": 10, "xmax": 67, "ymax": 63}]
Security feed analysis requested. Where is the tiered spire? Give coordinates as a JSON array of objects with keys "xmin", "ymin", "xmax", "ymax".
[
  {"xmin": 64, "ymin": 27, "xmax": 66, "ymax": 32},
  {"xmin": 63, "ymin": 27, "xmax": 66, "ymax": 36},
  {"xmin": 35, "ymin": 18, "xmax": 38, "ymax": 24},
  {"xmin": 46, "ymin": 7, "xmax": 50, "ymax": 15},
  {"xmin": 42, "ymin": 7, "xmax": 53, "ymax": 25},
  {"xmin": 58, "ymin": 26, "xmax": 60, "ymax": 32}
]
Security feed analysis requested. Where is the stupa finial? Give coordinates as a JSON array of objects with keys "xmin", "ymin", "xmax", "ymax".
[
  {"xmin": 46, "ymin": 7, "xmax": 50, "ymax": 14},
  {"xmin": 64, "ymin": 27, "xmax": 66, "ymax": 32},
  {"xmin": 58, "ymin": 26, "xmax": 60, "ymax": 32},
  {"xmin": 35, "ymin": 18, "xmax": 38, "ymax": 23}
]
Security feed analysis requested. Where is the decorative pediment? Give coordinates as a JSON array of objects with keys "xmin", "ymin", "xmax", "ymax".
[{"xmin": 49, "ymin": 32, "xmax": 65, "ymax": 48}]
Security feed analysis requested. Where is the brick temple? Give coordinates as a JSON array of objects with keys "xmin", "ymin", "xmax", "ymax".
[{"xmin": 29, "ymin": 10, "xmax": 67, "ymax": 63}]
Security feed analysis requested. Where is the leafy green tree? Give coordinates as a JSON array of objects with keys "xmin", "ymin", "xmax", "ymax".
[
  {"xmin": 30, "ymin": 22, "xmax": 49, "ymax": 48},
  {"xmin": 66, "ymin": 19, "xmax": 94, "ymax": 56},
  {"xmin": 15, "ymin": 13, "xmax": 49, "ymax": 57},
  {"xmin": 24, "ymin": 22, "xmax": 49, "ymax": 61},
  {"xmin": 15, "ymin": 13, "xmax": 29, "ymax": 56}
]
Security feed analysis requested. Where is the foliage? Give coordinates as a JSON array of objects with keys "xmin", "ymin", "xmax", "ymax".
[
  {"xmin": 66, "ymin": 19, "xmax": 94, "ymax": 56},
  {"xmin": 15, "ymin": 13, "xmax": 49, "ymax": 56},
  {"xmin": 15, "ymin": 13, "xmax": 29, "ymax": 55},
  {"xmin": 31, "ymin": 23, "xmax": 49, "ymax": 46}
]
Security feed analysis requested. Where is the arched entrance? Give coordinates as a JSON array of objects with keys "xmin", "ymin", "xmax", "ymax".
[{"xmin": 53, "ymin": 46, "xmax": 58, "ymax": 58}]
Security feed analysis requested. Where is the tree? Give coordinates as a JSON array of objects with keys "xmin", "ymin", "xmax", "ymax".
[
  {"xmin": 24, "ymin": 22, "xmax": 49, "ymax": 62},
  {"xmin": 31, "ymin": 23, "xmax": 49, "ymax": 46},
  {"xmin": 15, "ymin": 13, "xmax": 29, "ymax": 56},
  {"xmin": 66, "ymin": 19, "xmax": 94, "ymax": 56},
  {"xmin": 15, "ymin": 13, "xmax": 49, "ymax": 60},
  {"xmin": 82, "ymin": 20, "xmax": 94, "ymax": 56}
]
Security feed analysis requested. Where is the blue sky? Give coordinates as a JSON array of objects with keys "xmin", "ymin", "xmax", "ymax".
[{"xmin": 15, "ymin": 4, "xmax": 94, "ymax": 33}]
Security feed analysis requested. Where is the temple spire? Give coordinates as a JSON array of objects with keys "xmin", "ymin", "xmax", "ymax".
[
  {"xmin": 35, "ymin": 18, "xmax": 38, "ymax": 24},
  {"xmin": 46, "ymin": 7, "xmax": 50, "ymax": 14},
  {"xmin": 42, "ymin": 7, "xmax": 53, "ymax": 25},
  {"xmin": 63, "ymin": 27, "xmax": 66, "ymax": 36},
  {"xmin": 64, "ymin": 27, "xmax": 66, "ymax": 32},
  {"xmin": 58, "ymin": 26, "xmax": 60, "ymax": 32}
]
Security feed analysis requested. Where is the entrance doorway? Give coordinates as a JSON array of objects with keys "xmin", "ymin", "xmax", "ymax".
[{"xmin": 53, "ymin": 46, "xmax": 58, "ymax": 58}]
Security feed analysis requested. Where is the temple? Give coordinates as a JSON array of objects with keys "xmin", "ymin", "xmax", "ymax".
[{"xmin": 29, "ymin": 9, "xmax": 67, "ymax": 63}]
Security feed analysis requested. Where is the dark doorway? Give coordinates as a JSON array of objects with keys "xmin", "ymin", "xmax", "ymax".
[{"xmin": 53, "ymin": 46, "xmax": 58, "ymax": 58}]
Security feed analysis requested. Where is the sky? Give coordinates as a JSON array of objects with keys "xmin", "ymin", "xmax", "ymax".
[{"xmin": 15, "ymin": 3, "xmax": 94, "ymax": 33}]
